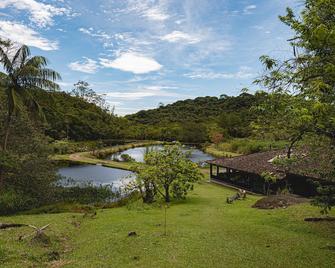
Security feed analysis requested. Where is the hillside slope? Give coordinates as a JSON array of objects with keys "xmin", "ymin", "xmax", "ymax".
[{"xmin": 126, "ymin": 93, "xmax": 259, "ymax": 125}]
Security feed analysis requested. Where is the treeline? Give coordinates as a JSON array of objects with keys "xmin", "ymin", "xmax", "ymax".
[
  {"xmin": 32, "ymin": 89, "xmax": 126, "ymax": 141},
  {"xmin": 16, "ymin": 88, "xmax": 272, "ymax": 143},
  {"xmin": 126, "ymin": 93, "xmax": 268, "ymax": 143}
]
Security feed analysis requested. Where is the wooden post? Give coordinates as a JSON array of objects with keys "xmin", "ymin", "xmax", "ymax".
[
  {"xmin": 210, "ymin": 164, "xmax": 213, "ymax": 178},
  {"xmin": 216, "ymin": 165, "xmax": 219, "ymax": 177}
]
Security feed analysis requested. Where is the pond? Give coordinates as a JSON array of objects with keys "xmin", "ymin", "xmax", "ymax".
[
  {"xmin": 107, "ymin": 145, "xmax": 214, "ymax": 163},
  {"xmin": 58, "ymin": 165, "xmax": 135, "ymax": 187}
]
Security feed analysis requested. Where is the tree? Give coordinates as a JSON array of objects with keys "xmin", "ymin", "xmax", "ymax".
[
  {"xmin": 133, "ymin": 144, "xmax": 203, "ymax": 203},
  {"xmin": 252, "ymin": 92, "xmax": 314, "ymax": 158},
  {"xmin": 256, "ymin": 0, "xmax": 335, "ymax": 212},
  {"xmin": 218, "ymin": 113, "xmax": 244, "ymax": 138},
  {"xmin": 0, "ymin": 40, "xmax": 60, "ymax": 150},
  {"xmin": 261, "ymin": 172, "xmax": 278, "ymax": 196},
  {"xmin": 210, "ymin": 132, "xmax": 224, "ymax": 146},
  {"xmin": 0, "ymin": 103, "xmax": 57, "ymax": 213},
  {"xmin": 71, "ymin": 81, "xmax": 111, "ymax": 112}
]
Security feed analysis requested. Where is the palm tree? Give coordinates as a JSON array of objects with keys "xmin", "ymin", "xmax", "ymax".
[{"xmin": 0, "ymin": 40, "xmax": 61, "ymax": 150}]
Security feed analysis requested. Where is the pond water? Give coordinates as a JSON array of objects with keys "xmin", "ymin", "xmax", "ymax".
[
  {"xmin": 107, "ymin": 145, "xmax": 214, "ymax": 163},
  {"xmin": 57, "ymin": 165, "xmax": 134, "ymax": 187}
]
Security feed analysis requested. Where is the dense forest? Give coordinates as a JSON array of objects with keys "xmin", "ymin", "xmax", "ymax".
[{"xmin": 0, "ymin": 84, "xmax": 273, "ymax": 143}]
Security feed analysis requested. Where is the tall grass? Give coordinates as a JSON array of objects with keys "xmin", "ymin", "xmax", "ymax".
[{"xmin": 212, "ymin": 138, "xmax": 287, "ymax": 155}]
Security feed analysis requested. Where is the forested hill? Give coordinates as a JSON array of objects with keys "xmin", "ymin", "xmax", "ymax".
[
  {"xmin": 32, "ymin": 90, "xmax": 125, "ymax": 141},
  {"xmin": 126, "ymin": 93, "xmax": 260, "ymax": 124}
]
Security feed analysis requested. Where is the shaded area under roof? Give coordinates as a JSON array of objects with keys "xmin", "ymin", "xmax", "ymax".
[{"xmin": 207, "ymin": 149, "xmax": 329, "ymax": 180}]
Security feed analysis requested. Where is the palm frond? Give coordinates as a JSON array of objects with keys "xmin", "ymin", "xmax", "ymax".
[
  {"xmin": 25, "ymin": 56, "xmax": 48, "ymax": 68},
  {"xmin": 0, "ymin": 44, "xmax": 13, "ymax": 74},
  {"xmin": 12, "ymin": 45, "xmax": 30, "ymax": 69}
]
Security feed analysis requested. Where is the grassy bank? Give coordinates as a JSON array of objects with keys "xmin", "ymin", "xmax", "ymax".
[
  {"xmin": 204, "ymin": 144, "xmax": 241, "ymax": 158},
  {"xmin": 205, "ymin": 139, "xmax": 288, "ymax": 158},
  {"xmin": 0, "ymin": 182, "xmax": 334, "ymax": 267},
  {"xmin": 52, "ymin": 141, "xmax": 164, "ymax": 171}
]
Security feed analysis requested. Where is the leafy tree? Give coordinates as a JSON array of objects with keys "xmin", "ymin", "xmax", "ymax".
[
  {"xmin": 132, "ymin": 144, "xmax": 203, "ymax": 203},
  {"xmin": 256, "ymin": 0, "xmax": 335, "ymax": 212},
  {"xmin": 252, "ymin": 92, "xmax": 314, "ymax": 157},
  {"xmin": 0, "ymin": 103, "xmax": 57, "ymax": 214},
  {"xmin": 0, "ymin": 41, "xmax": 60, "ymax": 150},
  {"xmin": 71, "ymin": 80, "xmax": 111, "ymax": 112}
]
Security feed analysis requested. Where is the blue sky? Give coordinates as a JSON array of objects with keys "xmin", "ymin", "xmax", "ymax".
[{"xmin": 0, "ymin": 0, "xmax": 301, "ymax": 115}]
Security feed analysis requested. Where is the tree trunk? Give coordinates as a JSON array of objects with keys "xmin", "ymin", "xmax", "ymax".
[
  {"xmin": 0, "ymin": 170, "xmax": 3, "ymax": 191},
  {"xmin": 287, "ymin": 133, "xmax": 303, "ymax": 159},
  {"xmin": 3, "ymin": 112, "xmax": 12, "ymax": 151},
  {"xmin": 164, "ymin": 186, "xmax": 170, "ymax": 203}
]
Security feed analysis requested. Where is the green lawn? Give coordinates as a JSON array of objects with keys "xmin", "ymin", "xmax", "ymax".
[{"xmin": 0, "ymin": 182, "xmax": 334, "ymax": 267}]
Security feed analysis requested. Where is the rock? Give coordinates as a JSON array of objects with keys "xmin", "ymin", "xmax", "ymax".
[{"xmin": 128, "ymin": 231, "xmax": 137, "ymax": 237}]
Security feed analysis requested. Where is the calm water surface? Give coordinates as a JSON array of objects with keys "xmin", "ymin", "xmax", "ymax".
[
  {"xmin": 58, "ymin": 145, "xmax": 213, "ymax": 186},
  {"xmin": 107, "ymin": 145, "xmax": 214, "ymax": 163},
  {"xmin": 58, "ymin": 165, "xmax": 134, "ymax": 187}
]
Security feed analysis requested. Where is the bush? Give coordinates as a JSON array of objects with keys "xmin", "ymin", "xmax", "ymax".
[
  {"xmin": 217, "ymin": 138, "xmax": 286, "ymax": 155},
  {"xmin": 120, "ymin": 153, "xmax": 135, "ymax": 162},
  {"xmin": 54, "ymin": 183, "xmax": 121, "ymax": 204},
  {"xmin": 0, "ymin": 189, "xmax": 37, "ymax": 215}
]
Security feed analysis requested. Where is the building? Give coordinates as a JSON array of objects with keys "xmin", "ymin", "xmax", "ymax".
[{"xmin": 207, "ymin": 149, "xmax": 331, "ymax": 196}]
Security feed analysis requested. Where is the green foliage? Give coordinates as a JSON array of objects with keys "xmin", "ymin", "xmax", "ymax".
[
  {"xmin": 261, "ymin": 172, "xmax": 279, "ymax": 196},
  {"xmin": 130, "ymin": 144, "xmax": 203, "ymax": 203},
  {"xmin": 54, "ymin": 184, "xmax": 121, "ymax": 205},
  {"xmin": 126, "ymin": 93, "xmax": 261, "ymax": 142},
  {"xmin": 0, "ymin": 40, "xmax": 61, "ymax": 150},
  {"xmin": 32, "ymin": 89, "xmax": 125, "ymax": 141},
  {"xmin": 0, "ymin": 110, "xmax": 57, "ymax": 214},
  {"xmin": 120, "ymin": 153, "xmax": 135, "ymax": 162},
  {"xmin": 51, "ymin": 140, "xmax": 104, "ymax": 154},
  {"xmin": 256, "ymin": 0, "xmax": 335, "ymax": 211},
  {"xmin": 215, "ymin": 138, "xmax": 286, "ymax": 155}
]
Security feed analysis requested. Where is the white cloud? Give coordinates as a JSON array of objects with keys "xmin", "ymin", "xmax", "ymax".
[
  {"xmin": 142, "ymin": 7, "xmax": 170, "ymax": 21},
  {"xmin": 243, "ymin": 5, "xmax": 257, "ymax": 14},
  {"xmin": 104, "ymin": 86, "xmax": 180, "ymax": 100},
  {"xmin": 0, "ymin": 20, "xmax": 58, "ymax": 50},
  {"xmin": 125, "ymin": 0, "xmax": 170, "ymax": 21},
  {"xmin": 100, "ymin": 52, "xmax": 162, "ymax": 74},
  {"xmin": 160, "ymin": 31, "xmax": 201, "ymax": 44},
  {"xmin": 184, "ymin": 67, "xmax": 255, "ymax": 80},
  {"xmin": 68, "ymin": 57, "xmax": 99, "ymax": 74},
  {"xmin": 0, "ymin": 0, "xmax": 70, "ymax": 28},
  {"xmin": 79, "ymin": 27, "xmax": 111, "ymax": 40}
]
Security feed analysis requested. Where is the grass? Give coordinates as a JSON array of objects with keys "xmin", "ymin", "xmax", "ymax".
[
  {"xmin": 206, "ymin": 139, "xmax": 288, "ymax": 157},
  {"xmin": 0, "ymin": 182, "xmax": 334, "ymax": 267},
  {"xmin": 204, "ymin": 144, "xmax": 241, "ymax": 157}
]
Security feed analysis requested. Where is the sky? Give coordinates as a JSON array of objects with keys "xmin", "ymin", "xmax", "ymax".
[{"xmin": 0, "ymin": 0, "xmax": 302, "ymax": 115}]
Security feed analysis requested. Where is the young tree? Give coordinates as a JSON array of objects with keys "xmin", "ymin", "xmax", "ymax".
[
  {"xmin": 0, "ymin": 41, "xmax": 61, "ymax": 150},
  {"xmin": 261, "ymin": 172, "xmax": 278, "ymax": 196},
  {"xmin": 133, "ymin": 144, "xmax": 203, "ymax": 203}
]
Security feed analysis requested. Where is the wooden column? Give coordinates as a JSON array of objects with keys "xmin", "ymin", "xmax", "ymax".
[
  {"xmin": 216, "ymin": 165, "xmax": 219, "ymax": 177},
  {"xmin": 210, "ymin": 164, "xmax": 213, "ymax": 178}
]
